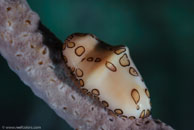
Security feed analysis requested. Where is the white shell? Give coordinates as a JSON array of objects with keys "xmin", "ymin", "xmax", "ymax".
[{"xmin": 62, "ymin": 33, "xmax": 151, "ymax": 119}]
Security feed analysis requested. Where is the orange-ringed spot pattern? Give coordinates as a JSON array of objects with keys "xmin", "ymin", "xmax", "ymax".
[
  {"xmin": 91, "ymin": 89, "xmax": 100, "ymax": 96},
  {"xmin": 81, "ymin": 88, "xmax": 88, "ymax": 94},
  {"xmin": 105, "ymin": 61, "xmax": 117, "ymax": 72},
  {"xmin": 131, "ymin": 89, "xmax": 140, "ymax": 104},
  {"xmin": 79, "ymin": 79, "xmax": 84, "ymax": 87},
  {"xmin": 129, "ymin": 67, "xmax": 138, "ymax": 76},
  {"xmin": 76, "ymin": 68, "xmax": 83, "ymax": 77},
  {"xmin": 75, "ymin": 46, "xmax": 85, "ymax": 56},
  {"xmin": 63, "ymin": 56, "xmax": 67, "ymax": 63},
  {"xmin": 114, "ymin": 48, "xmax": 126, "ymax": 55},
  {"xmin": 102, "ymin": 100, "xmax": 109, "ymax": 107},
  {"xmin": 114, "ymin": 109, "xmax": 123, "ymax": 115},
  {"xmin": 108, "ymin": 109, "xmax": 116, "ymax": 117},
  {"xmin": 87, "ymin": 57, "xmax": 93, "ymax": 62},
  {"xmin": 145, "ymin": 89, "xmax": 150, "ymax": 98},
  {"xmin": 146, "ymin": 109, "xmax": 150, "ymax": 117},
  {"xmin": 63, "ymin": 43, "xmax": 66, "ymax": 50},
  {"xmin": 139, "ymin": 110, "xmax": 145, "ymax": 118},
  {"xmin": 119, "ymin": 54, "xmax": 130, "ymax": 67},
  {"xmin": 95, "ymin": 58, "xmax": 101, "ymax": 62},
  {"xmin": 67, "ymin": 42, "xmax": 75, "ymax": 48}
]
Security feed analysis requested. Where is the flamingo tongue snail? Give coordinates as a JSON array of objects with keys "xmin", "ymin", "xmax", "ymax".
[{"xmin": 62, "ymin": 33, "xmax": 151, "ymax": 119}]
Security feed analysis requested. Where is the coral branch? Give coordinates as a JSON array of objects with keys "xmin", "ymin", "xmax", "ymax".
[{"xmin": 0, "ymin": 0, "xmax": 174, "ymax": 130}]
